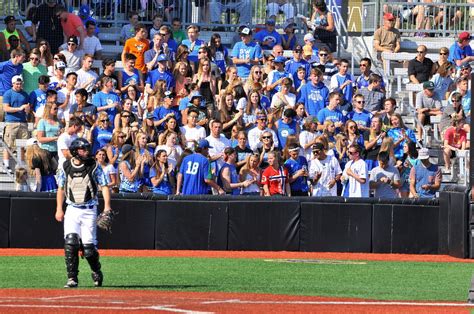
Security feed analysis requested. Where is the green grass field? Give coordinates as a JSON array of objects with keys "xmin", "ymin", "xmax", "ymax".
[{"xmin": 1, "ymin": 256, "xmax": 473, "ymax": 301}]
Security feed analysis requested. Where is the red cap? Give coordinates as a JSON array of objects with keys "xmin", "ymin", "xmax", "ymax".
[
  {"xmin": 459, "ymin": 32, "xmax": 472, "ymax": 41},
  {"xmin": 383, "ymin": 13, "xmax": 395, "ymax": 21}
]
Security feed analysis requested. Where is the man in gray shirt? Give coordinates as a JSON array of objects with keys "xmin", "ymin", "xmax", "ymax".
[
  {"xmin": 415, "ymin": 81, "xmax": 442, "ymax": 139},
  {"xmin": 369, "ymin": 151, "xmax": 401, "ymax": 198}
]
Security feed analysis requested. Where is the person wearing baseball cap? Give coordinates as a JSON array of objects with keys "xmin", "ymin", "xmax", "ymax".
[
  {"xmin": 254, "ymin": 19, "xmax": 282, "ymax": 50},
  {"xmin": 409, "ymin": 147, "xmax": 441, "ymax": 198},
  {"xmin": 0, "ymin": 16, "xmax": 30, "ymax": 52},
  {"xmin": 448, "ymin": 31, "xmax": 474, "ymax": 67},
  {"xmin": 176, "ymin": 138, "xmax": 225, "ymax": 195},
  {"xmin": 267, "ymin": 55, "xmax": 293, "ymax": 99},
  {"xmin": 415, "ymin": 81, "xmax": 442, "ymax": 139},
  {"xmin": 282, "ymin": 22, "xmax": 297, "ymax": 50},
  {"xmin": 2, "ymin": 73, "xmax": 30, "ymax": 175},
  {"xmin": 373, "ymin": 10, "xmax": 401, "ymax": 63},
  {"xmin": 285, "ymin": 44, "xmax": 310, "ymax": 80},
  {"xmin": 145, "ymin": 53, "xmax": 175, "ymax": 95},
  {"xmin": 231, "ymin": 25, "xmax": 263, "ymax": 79}
]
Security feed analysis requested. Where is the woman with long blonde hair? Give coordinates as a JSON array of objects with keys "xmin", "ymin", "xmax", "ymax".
[
  {"xmin": 239, "ymin": 153, "xmax": 262, "ymax": 195},
  {"xmin": 244, "ymin": 65, "xmax": 266, "ymax": 95},
  {"xmin": 89, "ymin": 111, "xmax": 113, "ymax": 154},
  {"xmin": 106, "ymin": 130, "xmax": 127, "ymax": 169},
  {"xmin": 379, "ymin": 137, "xmax": 397, "ymax": 166},
  {"xmin": 147, "ymin": 79, "xmax": 167, "ymax": 111},
  {"xmin": 36, "ymin": 102, "xmax": 61, "ymax": 160},
  {"xmin": 25, "ymin": 140, "xmax": 57, "ymax": 192},
  {"xmin": 134, "ymin": 131, "xmax": 155, "ymax": 191}
]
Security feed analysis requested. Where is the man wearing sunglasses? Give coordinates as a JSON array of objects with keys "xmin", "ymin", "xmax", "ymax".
[
  {"xmin": 22, "ymin": 50, "xmax": 47, "ymax": 94},
  {"xmin": 408, "ymin": 45, "xmax": 433, "ymax": 84},
  {"xmin": 60, "ymin": 36, "xmax": 84, "ymax": 73}
]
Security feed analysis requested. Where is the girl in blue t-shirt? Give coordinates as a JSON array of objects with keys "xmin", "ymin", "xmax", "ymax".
[
  {"xmin": 150, "ymin": 149, "xmax": 175, "ymax": 195},
  {"xmin": 209, "ymin": 33, "xmax": 229, "ymax": 79},
  {"xmin": 89, "ymin": 112, "xmax": 113, "ymax": 154}
]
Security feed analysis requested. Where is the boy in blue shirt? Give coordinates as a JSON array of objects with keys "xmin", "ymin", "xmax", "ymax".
[
  {"xmin": 347, "ymin": 94, "xmax": 372, "ymax": 132},
  {"xmin": 298, "ymin": 67, "xmax": 329, "ymax": 117},
  {"xmin": 284, "ymin": 143, "xmax": 309, "ymax": 196},
  {"xmin": 254, "ymin": 19, "xmax": 282, "ymax": 50},
  {"xmin": 231, "ymin": 27, "xmax": 263, "ymax": 79},
  {"xmin": 317, "ymin": 92, "xmax": 345, "ymax": 131}
]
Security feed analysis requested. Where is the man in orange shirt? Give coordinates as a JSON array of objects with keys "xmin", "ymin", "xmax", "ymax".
[
  {"xmin": 55, "ymin": 5, "xmax": 86, "ymax": 51},
  {"xmin": 122, "ymin": 24, "xmax": 149, "ymax": 74}
]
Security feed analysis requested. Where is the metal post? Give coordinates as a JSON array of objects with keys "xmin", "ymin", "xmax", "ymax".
[{"xmin": 470, "ymin": 72, "xmax": 474, "ymax": 193}]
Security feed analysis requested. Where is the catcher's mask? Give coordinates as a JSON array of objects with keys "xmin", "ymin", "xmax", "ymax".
[{"xmin": 69, "ymin": 138, "xmax": 92, "ymax": 162}]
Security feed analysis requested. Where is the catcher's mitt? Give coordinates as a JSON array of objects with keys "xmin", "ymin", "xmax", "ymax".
[{"xmin": 96, "ymin": 210, "xmax": 117, "ymax": 233}]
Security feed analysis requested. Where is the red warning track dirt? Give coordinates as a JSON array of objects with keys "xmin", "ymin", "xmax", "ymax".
[
  {"xmin": 0, "ymin": 289, "xmax": 471, "ymax": 313},
  {"xmin": 0, "ymin": 248, "xmax": 473, "ymax": 263},
  {"xmin": 1, "ymin": 249, "xmax": 472, "ymax": 313}
]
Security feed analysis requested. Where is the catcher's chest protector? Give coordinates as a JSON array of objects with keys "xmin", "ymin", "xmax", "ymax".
[{"xmin": 63, "ymin": 160, "xmax": 98, "ymax": 204}]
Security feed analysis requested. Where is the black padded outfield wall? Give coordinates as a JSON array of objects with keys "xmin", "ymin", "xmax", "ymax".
[
  {"xmin": 0, "ymin": 191, "xmax": 470, "ymax": 257},
  {"xmin": 0, "ymin": 197, "xmax": 10, "ymax": 247}
]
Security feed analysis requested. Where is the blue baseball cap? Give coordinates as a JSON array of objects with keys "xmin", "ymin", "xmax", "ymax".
[
  {"xmin": 266, "ymin": 19, "xmax": 276, "ymax": 26},
  {"xmin": 157, "ymin": 54, "xmax": 168, "ymax": 62},
  {"xmin": 197, "ymin": 139, "xmax": 213, "ymax": 149},
  {"xmin": 190, "ymin": 92, "xmax": 203, "ymax": 102},
  {"xmin": 274, "ymin": 56, "xmax": 286, "ymax": 63}
]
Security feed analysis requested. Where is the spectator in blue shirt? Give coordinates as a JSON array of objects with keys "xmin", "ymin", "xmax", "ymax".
[
  {"xmin": 181, "ymin": 25, "xmax": 205, "ymax": 64},
  {"xmin": 231, "ymin": 27, "xmax": 263, "ymax": 79},
  {"xmin": 0, "ymin": 48, "xmax": 25, "ymax": 121},
  {"xmin": 285, "ymin": 45, "xmax": 310, "ymax": 80},
  {"xmin": 448, "ymin": 31, "xmax": 474, "ymax": 68},
  {"xmin": 93, "ymin": 76, "xmax": 121, "ymax": 127},
  {"xmin": 298, "ymin": 67, "xmax": 329, "ymax": 117},
  {"xmin": 284, "ymin": 143, "xmax": 309, "ymax": 196},
  {"xmin": 330, "ymin": 58, "xmax": 355, "ymax": 114},
  {"xmin": 254, "ymin": 19, "xmax": 282, "ymax": 50},
  {"xmin": 176, "ymin": 139, "xmax": 225, "ymax": 195},
  {"xmin": 317, "ymin": 91, "xmax": 345, "ymax": 131},
  {"xmin": 145, "ymin": 54, "xmax": 175, "ymax": 94},
  {"xmin": 2, "ymin": 75, "xmax": 30, "ymax": 174},
  {"xmin": 29, "ymin": 75, "xmax": 49, "ymax": 113},
  {"xmin": 347, "ymin": 94, "xmax": 372, "ymax": 132},
  {"xmin": 409, "ymin": 148, "xmax": 441, "ymax": 198},
  {"xmin": 153, "ymin": 91, "xmax": 181, "ymax": 131}
]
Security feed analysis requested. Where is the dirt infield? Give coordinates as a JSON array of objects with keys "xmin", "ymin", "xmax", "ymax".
[
  {"xmin": 0, "ymin": 289, "xmax": 472, "ymax": 313},
  {"xmin": 1, "ymin": 249, "xmax": 473, "ymax": 313},
  {"xmin": 1, "ymin": 249, "xmax": 473, "ymax": 263}
]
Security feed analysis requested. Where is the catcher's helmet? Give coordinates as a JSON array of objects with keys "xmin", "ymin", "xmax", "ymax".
[{"xmin": 69, "ymin": 138, "xmax": 91, "ymax": 161}]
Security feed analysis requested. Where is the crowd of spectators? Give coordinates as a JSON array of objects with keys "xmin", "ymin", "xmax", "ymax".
[{"xmin": 0, "ymin": 0, "xmax": 472, "ymax": 199}]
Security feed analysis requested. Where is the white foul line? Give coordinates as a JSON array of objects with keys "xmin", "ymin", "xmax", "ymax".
[
  {"xmin": 201, "ymin": 299, "xmax": 474, "ymax": 307},
  {"xmin": 0, "ymin": 304, "xmax": 213, "ymax": 313}
]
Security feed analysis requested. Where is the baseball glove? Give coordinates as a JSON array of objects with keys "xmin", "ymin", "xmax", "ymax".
[{"xmin": 96, "ymin": 210, "xmax": 117, "ymax": 233}]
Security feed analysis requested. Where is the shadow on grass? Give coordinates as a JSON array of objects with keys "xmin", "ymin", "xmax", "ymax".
[{"xmin": 105, "ymin": 284, "xmax": 212, "ymax": 289}]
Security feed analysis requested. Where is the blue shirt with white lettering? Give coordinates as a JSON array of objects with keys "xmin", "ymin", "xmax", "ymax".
[
  {"xmin": 179, "ymin": 153, "xmax": 212, "ymax": 195},
  {"xmin": 297, "ymin": 82, "xmax": 329, "ymax": 116},
  {"xmin": 231, "ymin": 41, "xmax": 263, "ymax": 78}
]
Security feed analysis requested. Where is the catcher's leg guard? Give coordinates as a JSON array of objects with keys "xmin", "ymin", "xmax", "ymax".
[
  {"xmin": 64, "ymin": 233, "xmax": 80, "ymax": 286},
  {"xmin": 83, "ymin": 244, "xmax": 103, "ymax": 287}
]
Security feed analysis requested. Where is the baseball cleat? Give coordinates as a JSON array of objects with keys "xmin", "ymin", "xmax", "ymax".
[
  {"xmin": 92, "ymin": 271, "xmax": 103, "ymax": 287},
  {"xmin": 64, "ymin": 277, "xmax": 78, "ymax": 288}
]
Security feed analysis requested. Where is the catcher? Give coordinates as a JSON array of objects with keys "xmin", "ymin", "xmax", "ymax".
[{"xmin": 55, "ymin": 138, "xmax": 113, "ymax": 288}]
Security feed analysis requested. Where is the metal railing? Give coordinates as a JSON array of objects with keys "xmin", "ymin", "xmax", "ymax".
[{"xmin": 363, "ymin": 1, "xmax": 474, "ymax": 36}]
